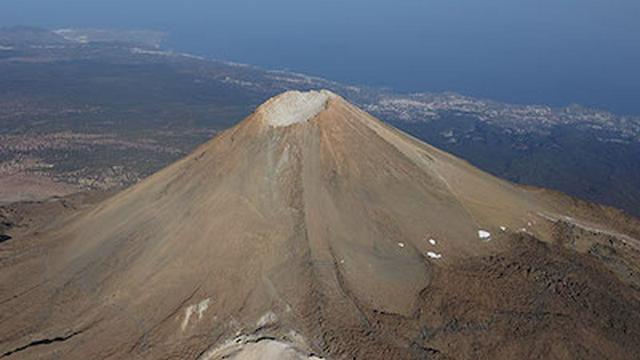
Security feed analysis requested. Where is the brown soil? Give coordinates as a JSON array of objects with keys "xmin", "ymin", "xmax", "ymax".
[{"xmin": 0, "ymin": 91, "xmax": 639, "ymax": 359}]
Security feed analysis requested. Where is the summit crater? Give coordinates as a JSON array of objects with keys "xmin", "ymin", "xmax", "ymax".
[{"xmin": 256, "ymin": 90, "xmax": 335, "ymax": 127}]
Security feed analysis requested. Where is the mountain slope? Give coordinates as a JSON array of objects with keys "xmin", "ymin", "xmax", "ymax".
[
  {"xmin": 1, "ymin": 27, "xmax": 639, "ymax": 216},
  {"xmin": 1, "ymin": 91, "xmax": 640, "ymax": 359}
]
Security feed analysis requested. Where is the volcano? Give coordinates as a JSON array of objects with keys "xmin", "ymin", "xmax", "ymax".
[{"xmin": 1, "ymin": 90, "xmax": 640, "ymax": 359}]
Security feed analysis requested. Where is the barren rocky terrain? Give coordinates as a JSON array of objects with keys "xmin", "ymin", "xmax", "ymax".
[{"xmin": 1, "ymin": 91, "xmax": 639, "ymax": 359}]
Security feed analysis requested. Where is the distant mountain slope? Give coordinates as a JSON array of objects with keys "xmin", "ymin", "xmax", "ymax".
[{"xmin": 0, "ymin": 27, "xmax": 638, "ymax": 216}]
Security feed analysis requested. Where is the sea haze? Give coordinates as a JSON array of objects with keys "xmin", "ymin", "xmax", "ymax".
[{"xmin": 2, "ymin": 0, "xmax": 639, "ymax": 115}]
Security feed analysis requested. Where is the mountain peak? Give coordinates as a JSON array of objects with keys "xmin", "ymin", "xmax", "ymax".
[
  {"xmin": 3, "ymin": 86, "xmax": 639, "ymax": 359},
  {"xmin": 257, "ymin": 89, "xmax": 337, "ymax": 127}
]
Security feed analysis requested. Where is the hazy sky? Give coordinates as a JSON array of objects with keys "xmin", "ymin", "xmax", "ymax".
[{"xmin": 2, "ymin": 0, "xmax": 640, "ymax": 114}]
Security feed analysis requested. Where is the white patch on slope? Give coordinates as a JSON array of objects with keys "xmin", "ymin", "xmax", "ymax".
[
  {"xmin": 428, "ymin": 238, "xmax": 437, "ymax": 245},
  {"xmin": 258, "ymin": 90, "xmax": 334, "ymax": 127},
  {"xmin": 275, "ymin": 144, "xmax": 291, "ymax": 173},
  {"xmin": 181, "ymin": 298, "xmax": 211, "ymax": 331},
  {"xmin": 256, "ymin": 311, "xmax": 278, "ymax": 329},
  {"xmin": 478, "ymin": 230, "xmax": 491, "ymax": 241},
  {"xmin": 198, "ymin": 334, "xmax": 323, "ymax": 360},
  {"xmin": 426, "ymin": 251, "xmax": 442, "ymax": 259}
]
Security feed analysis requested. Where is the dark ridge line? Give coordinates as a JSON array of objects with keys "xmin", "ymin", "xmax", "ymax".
[{"xmin": 1, "ymin": 330, "xmax": 83, "ymax": 358}]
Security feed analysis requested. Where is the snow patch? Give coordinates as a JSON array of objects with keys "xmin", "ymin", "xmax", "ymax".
[
  {"xmin": 500, "ymin": 226, "xmax": 507, "ymax": 232},
  {"xmin": 426, "ymin": 251, "xmax": 442, "ymax": 259},
  {"xmin": 478, "ymin": 230, "xmax": 491, "ymax": 241},
  {"xmin": 258, "ymin": 90, "xmax": 334, "ymax": 127},
  {"xmin": 256, "ymin": 311, "xmax": 278, "ymax": 329},
  {"xmin": 428, "ymin": 238, "xmax": 437, "ymax": 245},
  {"xmin": 181, "ymin": 298, "xmax": 211, "ymax": 331},
  {"xmin": 198, "ymin": 334, "xmax": 323, "ymax": 360},
  {"xmin": 398, "ymin": 242, "xmax": 405, "ymax": 248}
]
